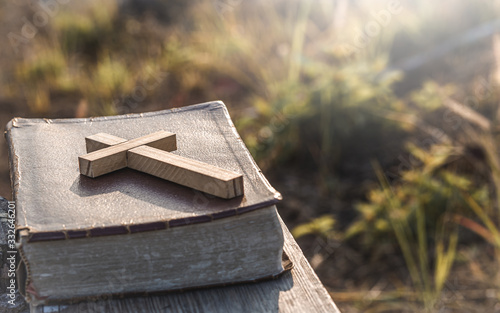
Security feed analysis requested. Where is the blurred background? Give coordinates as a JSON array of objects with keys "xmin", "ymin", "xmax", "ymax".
[{"xmin": 2, "ymin": 0, "xmax": 500, "ymax": 311}]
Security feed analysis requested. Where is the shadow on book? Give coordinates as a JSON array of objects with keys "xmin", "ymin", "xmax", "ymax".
[{"xmin": 69, "ymin": 168, "xmax": 245, "ymax": 214}]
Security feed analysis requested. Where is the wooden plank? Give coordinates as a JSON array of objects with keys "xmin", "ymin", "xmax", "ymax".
[
  {"xmin": 127, "ymin": 146, "xmax": 244, "ymax": 199},
  {"xmin": 78, "ymin": 131, "xmax": 177, "ymax": 178},
  {"xmin": 28, "ymin": 214, "xmax": 340, "ymax": 313}
]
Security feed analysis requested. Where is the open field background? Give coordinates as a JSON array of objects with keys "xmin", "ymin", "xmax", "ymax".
[{"xmin": 2, "ymin": 0, "xmax": 500, "ymax": 311}]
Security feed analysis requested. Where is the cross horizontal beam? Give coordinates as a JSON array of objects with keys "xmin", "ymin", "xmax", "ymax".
[
  {"xmin": 78, "ymin": 132, "xmax": 244, "ymax": 199},
  {"xmin": 79, "ymin": 131, "xmax": 177, "ymax": 177}
]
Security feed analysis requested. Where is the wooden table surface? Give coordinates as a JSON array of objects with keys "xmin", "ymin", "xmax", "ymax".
[{"xmin": 0, "ymin": 198, "xmax": 340, "ymax": 313}]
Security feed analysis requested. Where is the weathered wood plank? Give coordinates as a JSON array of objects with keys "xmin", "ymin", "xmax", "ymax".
[
  {"xmin": 128, "ymin": 146, "xmax": 243, "ymax": 199},
  {"xmin": 78, "ymin": 131, "xmax": 177, "ymax": 177},
  {"xmin": 28, "ymin": 215, "xmax": 340, "ymax": 313}
]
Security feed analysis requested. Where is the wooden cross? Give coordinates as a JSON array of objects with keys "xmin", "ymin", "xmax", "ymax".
[{"xmin": 78, "ymin": 131, "xmax": 244, "ymax": 199}]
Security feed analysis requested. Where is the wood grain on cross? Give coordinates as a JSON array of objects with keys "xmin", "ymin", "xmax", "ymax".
[{"xmin": 78, "ymin": 131, "xmax": 244, "ymax": 199}]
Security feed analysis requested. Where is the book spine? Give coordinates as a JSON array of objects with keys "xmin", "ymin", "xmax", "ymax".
[
  {"xmin": 4, "ymin": 121, "xmax": 33, "ymax": 304},
  {"xmin": 4, "ymin": 120, "xmax": 19, "ymax": 206}
]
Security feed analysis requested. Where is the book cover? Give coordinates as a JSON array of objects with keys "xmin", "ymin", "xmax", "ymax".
[{"xmin": 7, "ymin": 101, "xmax": 281, "ymax": 239}]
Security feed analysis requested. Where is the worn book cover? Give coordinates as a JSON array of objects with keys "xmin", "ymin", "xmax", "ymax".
[{"xmin": 5, "ymin": 101, "xmax": 289, "ymax": 305}]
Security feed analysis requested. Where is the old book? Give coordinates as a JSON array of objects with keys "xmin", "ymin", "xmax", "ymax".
[{"xmin": 5, "ymin": 101, "xmax": 290, "ymax": 306}]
